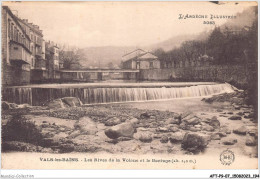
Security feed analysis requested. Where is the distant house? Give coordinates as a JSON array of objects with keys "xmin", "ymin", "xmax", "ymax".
[
  {"xmin": 122, "ymin": 49, "xmax": 160, "ymax": 70},
  {"xmin": 45, "ymin": 41, "xmax": 60, "ymax": 80}
]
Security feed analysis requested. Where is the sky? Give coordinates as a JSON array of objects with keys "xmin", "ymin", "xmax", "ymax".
[{"xmin": 4, "ymin": 1, "xmax": 256, "ymax": 48}]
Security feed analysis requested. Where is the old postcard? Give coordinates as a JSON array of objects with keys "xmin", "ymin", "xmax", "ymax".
[{"xmin": 1, "ymin": 1, "xmax": 258, "ymax": 173}]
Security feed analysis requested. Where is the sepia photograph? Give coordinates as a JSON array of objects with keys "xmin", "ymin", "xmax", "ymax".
[{"xmin": 1, "ymin": 1, "xmax": 258, "ymax": 173}]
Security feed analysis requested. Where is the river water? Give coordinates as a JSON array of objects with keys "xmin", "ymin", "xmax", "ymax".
[{"xmin": 2, "ymin": 82, "xmax": 234, "ymax": 106}]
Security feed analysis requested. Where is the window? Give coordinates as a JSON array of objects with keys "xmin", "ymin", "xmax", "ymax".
[
  {"xmin": 54, "ymin": 60, "xmax": 59, "ymax": 66},
  {"xmin": 7, "ymin": 21, "xmax": 10, "ymax": 38},
  {"xmin": 13, "ymin": 27, "xmax": 16, "ymax": 41},
  {"xmin": 18, "ymin": 33, "xmax": 20, "ymax": 43},
  {"xmin": 136, "ymin": 61, "xmax": 140, "ymax": 69},
  {"xmin": 16, "ymin": 28, "xmax": 18, "ymax": 42},
  {"xmin": 31, "ymin": 58, "xmax": 35, "ymax": 67},
  {"xmin": 14, "ymin": 47, "xmax": 18, "ymax": 50},
  {"xmin": 14, "ymin": 28, "xmax": 16, "ymax": 40},
  {"xmin": 149, "ymin": 61, "xmax": 153, "ymax": 68},
  {"xmin": 10, "ymin": 24, "xmax": 13, "ymax": 39}
]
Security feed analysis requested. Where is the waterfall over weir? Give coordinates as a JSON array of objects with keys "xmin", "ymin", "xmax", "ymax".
[{"xmin": 2, "ymin": 83, "xmax": 234, "ymax": 106}]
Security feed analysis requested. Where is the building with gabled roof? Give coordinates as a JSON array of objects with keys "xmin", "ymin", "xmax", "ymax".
[{"xmin": 122, "ymin": 49, "xmax": 160, "ymax": 70}]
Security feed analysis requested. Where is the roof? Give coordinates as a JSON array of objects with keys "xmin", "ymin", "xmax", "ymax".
[
  {"xmin": 138, "ymin": 53, "xmax": 158, "ymax": 60},
  {"xmin": 122, "ymin": 49, "xmax": 158, "ymax": 62},
  {"xmin": 122, "ymin": 49, "xmax": 146, "ymax": 57},
  {"xmin": 17, "ymin": 18, "xmax": 43, "ymax": 37},
  {"xmin": 2, "ymin": 6, "xmax": 30, "ymax": 40},
  {"xmin": 122, "ymin": 49, "xmax": 146, "ymax": 61}
]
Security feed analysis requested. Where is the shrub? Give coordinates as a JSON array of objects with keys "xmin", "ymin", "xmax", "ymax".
[{"xmin": 2, "ymin": 114, "xmax": 43, "ymax": 145}]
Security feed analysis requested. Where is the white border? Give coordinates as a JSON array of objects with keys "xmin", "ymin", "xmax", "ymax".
[{"xmin": 0, "ymin": 0, "xmax": 259, "ymax": 178}]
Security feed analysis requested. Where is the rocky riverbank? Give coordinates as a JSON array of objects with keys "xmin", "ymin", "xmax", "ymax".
[{"xmin": 1, "ymin": 91, "xmax": 257, "ymax": 157}]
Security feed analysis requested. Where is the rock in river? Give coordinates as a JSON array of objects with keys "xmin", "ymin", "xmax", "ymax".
[
  {"xmin": 169, "ymin": 132, "xmax": 185, "ymax": 143},
  {"xmin": 182, "ymin": 114, "xmax": 200, "ymax": 125},
  {"xmin": 2, "ymin": 101, "xmax": 10, "ymax": 110},
  {"xmin": 105, "ymin": 117, "xmax": 122, "ymax": 126},
  {"xmin": 140, "ymin": 112, "xmax": 150, "ymax": 119},
  {"xmin": 233, "ymin": 126, "xmax": 247, "ymax": 135},
  {"xmin": 105, "ymin": 122, "xmax": 135, "ymax": 139},
  {"xmin": 156, "ymin": 127, "xmax": 169, "ymax": 133},
  {"xmin": 166, "ymin": 118, "xmax": 180, "ymax": 125},
  {"xmin": 228, "ymin": 116, "xmax": 242, "ymax": 120},
  {"xmin": 168, "ymin": 125, "xmax": 179, "ymax": 132},
  {"xmin": 134, "ymin": 131, "xmax": 153, "ymax": 143},
  {"xmin": 209, "ymin": 116, "xmax": 220, "ymax": 128},
  {"xmin": 160, "ymin": 135, "xmax": 169, "ymax": 143},
  {"xmin": 201, "ymin": 125, "xmax": 214, "ymax": 132},
  {"xmin": 244, "ymin": 113, "xmax": 254, "ymax": 119},
  {"xmin": 222, "ymin": 138, "xmax": 237, "ymax": 145},
  {"xmin": 2, "ymin": 101, "xmax": 20, "ymax": 110},
  {"xmin": 126, "ymin": 118, "xmax": 139, "ymax": 127},
  {"xmin": 190, "ymin": 126, "xmax": 201, "ymax": 132},
  {"xmin": 181, "ymin": 111, "xmax": 193, "ymax": 119},
  {"xmin": 62, "ymin": 97, "xmax": 82, "ymax": 107},
  {"xmin": 74, "ymin": 117, "xmax": 98, "ymax": 135},
  {"xmin": 210, "ymin": 133, "xmax": 221, "ymax": 140},
  {"xmin": 47, "ymin": 99, "xmax": 67, "ymax": 109},
  {"xmin": 220, "ymin": 126, "xmax": 231, "ymax": 134},
  {"xmin": 245, "ymin": 136, "xmax": 257, "ymax": 146},
  {"xmin": 181, "ymin": 132, "xmax": 210, "ymax": 153},
  {"xmin": 47, "ymin": 97, "xmax": 82, "ymax": 109},
  {"xmin": 248, "ymin": 129, "xmax": 257, "ymax": 137}
]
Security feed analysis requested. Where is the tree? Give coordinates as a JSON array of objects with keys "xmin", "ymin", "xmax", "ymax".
[
  {"xmin": 153, "ymin": 48, "xmax": 167, "ymax": 61},
  {"xmin": 245, "ymin": 17, "xmax": 258, "ymax": 118},
  {"xmin": 107, "ymin": 62, "xmax": 114, "ymax": 69},
  {"xmin": 59, "ymin": 45, "xmax": 83, "ymax": 70},
  {"xmin": 207, "ymin": 27, "xmax": 225, "ymax": 64},
  {"xmin": 180, "ymin": 40, "xmax": 205, "ymax": 64}
]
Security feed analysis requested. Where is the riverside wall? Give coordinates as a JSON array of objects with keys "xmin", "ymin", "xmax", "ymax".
[{"xmin": 139, "ymin": 65, "xmax": 249, "ymax": 88}]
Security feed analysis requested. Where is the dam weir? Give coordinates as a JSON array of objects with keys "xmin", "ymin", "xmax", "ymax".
[{"xmin": 2, "ymin": 82, "xmax": 234, "ymax": 106}]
